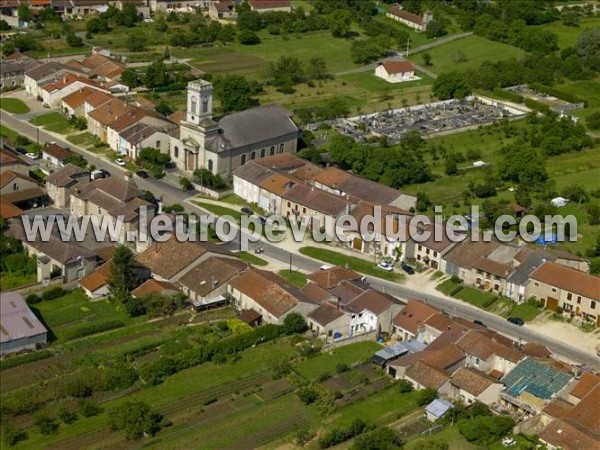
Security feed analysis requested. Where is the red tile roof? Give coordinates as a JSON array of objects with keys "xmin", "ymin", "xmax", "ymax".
[
  {"xmin": 307, "ymin": 266, "xmax": 362, "ymax": 290},
  {"xmin": 78, "ymin": 261, "xmax": 111, "ymax": 293},
  {"xmin": 393, "ymin": 299, "xmax": 439, "ymax": 334},
  {"xmin": 381, "ymin": 60, "xmax": 415, "ymax": 75},
  {"xmin": 132, "ymin": 279, "xmax": 177, "ymax": 298},
  {"xmin": 530, "ymin": 261, "xmax": 600, "ymax": 300}
]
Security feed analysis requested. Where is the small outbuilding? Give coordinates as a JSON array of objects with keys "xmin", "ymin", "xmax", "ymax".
[
  {"xmin": 0, "ymin": 292, "xmax": 48, "ymax": 356},
  {"xmin": 551, "ymin": 197, "xmax": 569, "ymax": 208},
  {"xmin": 425, "ymin": 398, "xmax": 455, "ymax": 422},
  {"xmin": 375, "ymin": 61, "xmax": 418, "ymax": 83}
]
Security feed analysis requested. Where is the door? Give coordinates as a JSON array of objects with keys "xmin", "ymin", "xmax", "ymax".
[{"xmin": 545, "ymin": 297, "xmax": 559, "ymax": 311}]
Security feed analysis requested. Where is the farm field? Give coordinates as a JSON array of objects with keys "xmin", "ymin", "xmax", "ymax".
[{"xmin": 408, "ymin": 35, "xmax": 525, "ymax": 74}]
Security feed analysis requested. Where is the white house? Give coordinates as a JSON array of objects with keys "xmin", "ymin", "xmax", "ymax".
[{"xmin": 375, "ymin": 61, "xmax": 418, "ymax": 83}]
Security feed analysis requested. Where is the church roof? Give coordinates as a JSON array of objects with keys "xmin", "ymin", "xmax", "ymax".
[{"xmin": 211, "ymin": 104, "xmax": 299, "ymax": 152}]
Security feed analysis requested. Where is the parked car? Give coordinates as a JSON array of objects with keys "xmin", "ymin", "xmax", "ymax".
[
  {"xmin": 240, "ymin": 207, "xmax": 254, "ymax": 215},
  {"xmin": 401, "ymin": 263, "xmax": 415, "ymax": 275},
  {"xmin": 101, "ymin": 169, "xmax": 111, "ymax": 177},
  {"xmin": 25, "ymin": 152, "xmax": 40, "ymax": 159},
  {"xmin": 90, "ymin": 169, "xmax": 105, "ymax": 180},
  {"xmin": 377, "ymin": 261, "xmax": 394, "ymax": 271},
  {"xmin": 115, "ymin": 158, "xmax": 126, "ymax": 166},
  {"xmin": 473, "ymin": 319, "xmax": 487, "ymax": 328},
  {"xmin": 136, "ymin": 170, "xmax": 149, "ymax": 179},
  {"xmin": 507, "ymin": 317, "xmax": 524, "ymax": 326}
]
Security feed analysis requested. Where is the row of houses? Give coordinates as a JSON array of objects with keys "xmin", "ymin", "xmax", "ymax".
[
  {"xmin": 374, "ymin": 298, "xmax": 599, "ymax": 450},
  {"xmin": 232, "ymin": 154, "xmax": 600, "ymax": 327},
  {"xmin": 208, "ymin": 0, "xmax": 291, "ymax": 20}
]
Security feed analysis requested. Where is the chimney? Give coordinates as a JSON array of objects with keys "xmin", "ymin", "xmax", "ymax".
[{"xmin": 346, "ymin": 202, "xmax": 350, "ymax": 215}]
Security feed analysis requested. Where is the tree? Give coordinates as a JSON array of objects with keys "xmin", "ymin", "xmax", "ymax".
[
  {"xmin": 575, "ymin": 27, "xmax": 600, "ymax": 70},
  {"xmin": 397, "ymin": 379, "xmax": 413, "ymax": 393},
  {"xmin": 87, "ymin": 17, "xmax": 110, "ymax": 33},
  {"xmin": 432, "ymin": 72, "xmax": 471, "ymax": 100},
  {"xmin": 126, "ymin": 32, "xmax": 147, "ymax": 52},
  {"xmin": 562, "ymin": 10, "xmax": 580, "ymax": 27},
  {"xmin": 155, "ymin": 100, "xmax": 173, "ymax": 117},
  {"xmin": 422, "ymin": 52, "xmax": 432, "ymax": 66},
  {"xmin": 143, "ymin": 60, "xmax": 169, "ymax": 88},
  {"xmin": 458, "ymin": 415, "xmax": 515, "ymax": 445},
  {"xmin": 63, "ymin": 153, "xmax": 87, "ymax": 168},
  {"xmin": 0, "ymin": 19, "xmax": 11, "ymax": 31},
  {"xmin": 108, "ymin": 401, "xmax": 162, "ymax": 440},
  {"xmin": 238, "ymin": 29, "xmax": 261, "ymax": 45},
  {"xmin": 38, "ymin": 6, "xmax": 59, "ymax": 22},
  {"xmin": 445, "ymin": 153, "xmax": 458, "ymax": 176},
  {"xmin": 329, "ymin": 11, "xmax": 352, "ymax": 38},
  {"xmin": 143, "ymin": 292, "xmax": 184, "ymax": 317},
  {"xmin": 283, "ymin": 312, "xmax": 307, "ymax": 335},
  {"xmin": 116, "ymin": 2, "xmax": 140, "ymax": 27},
  {"xmin": 351, "ymin": 427, "xmax": 402, "ymax": 450},
  {"xmin": 106, "ymin": 246, "xmax": 137, "ymax": 304},
  {"xmin": 120, "ymin": 69, "xmax": 140, "ymax": 89},
  {"xmin": 214, "ymin": 74, "xmax": 258, "ymax": 113},
  {"xmin": 296, "ymin": 386, "xmax": 318, "ymax": 405},
  {"xmin": 416, "ymin": 388, "xmax": 437, "ymax": 406},
  {"xmin": 34, "ymin": 413, "xmax": 59, "ymax": 435},
  {"xmin": 426, "ymin": 19, "xmax": 446, "ymax": 38},
  {"xmin": 587, "ymin": 111, "xmax": 600, "ymax": 130},
  {"xmin": 306, "ymin": 57, "xmax": 329, "ymax": 80},
  {"xmin": 17, "ymin": 4, "xmax": 32, "ymax": 21}
]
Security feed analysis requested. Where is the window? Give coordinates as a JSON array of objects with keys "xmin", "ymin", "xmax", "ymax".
[
  {"xmin": 270, "ymin": 146, "xmax": 275, "ymax": 156},
  {"xmin": 174, "ymin": 146, "xmax": 179, "ymax": 158},
  {"xmin": 278, "ymin": 143, "xmax": 284, "ymax": 153},
  {"xmin": 591, "ymin": 301, "xmax": 596, "ymax": 310},
  {"xmin": 97, "ymin": 206, "xmax": 101, "ymax": 214},
  {"xmin": 12, "ymin": 182, "xmax": 18, "ymax": 191},
  {"xmin": 208, "ymin": 159, "xmax": 213, "ymax": 172},
  {"xmin": 474, "ymin": 357, "xmax": 480, "ymax": 366},
  {"xmin": 534, "ymin": 282, "xmax": 539, "ymax": 287},
  {"xmin": 577, "ymin": 296, "xmax": 581, "ymax": 304},
  {"xmin": 202, "ymin": 96, "xmax": 208, "ymax": 114},
  {"xmin": 241, "ymin": 154, "xmax": 246, "ymax": 165},
  {"xmin": 260, "ymin": 149, "xmax": 265, "ymax": 158},
  {"xmin": 433, "ymin": 251, "xmax": 437, "ymax": 257},
  {"xmin": 156, "ymin": 140, "xmax": 160, "ymax": 148},
  {"xmin": 567, "ymin": 293, "xmax": 572, "ymax": 300},
  {"xmin": 302, "ymin": 207, "xmax": 306, "ymax": 213},
  {"xmin": 191, "ymin": 97, "xmax": 197, "ymax": 115},
  {"xmin": 417, "ymin": 245, "xmax": 422, "ymax": 251},
  {"xmin": 250, "ymin": 151, "xmax": 256, "ymax": 160},
  {"xmin": 287, "ymin": 202, "xmax": 291, "ymax": 207},
  {"xmin": 552, "ymin": 288, "xmax": 557, "ymax": 293}
]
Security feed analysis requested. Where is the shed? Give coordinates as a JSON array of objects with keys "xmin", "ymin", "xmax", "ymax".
[
  {"xmin": 371, "ymin": 341, "xmax": 426, "ymax": 367},
  {"xmin": 425, "ymin": 398, "xmax": 454, "ymax": 422}
]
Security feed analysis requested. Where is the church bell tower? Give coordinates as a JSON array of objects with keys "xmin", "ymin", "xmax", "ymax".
[{"xmin": 186, "ymin": 79, "xmax": 213, "ymax": 124}]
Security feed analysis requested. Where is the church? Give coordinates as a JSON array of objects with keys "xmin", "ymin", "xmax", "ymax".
[{"xmin": 170, "ymin": 79, "xmax": 300, "ymax": 177}]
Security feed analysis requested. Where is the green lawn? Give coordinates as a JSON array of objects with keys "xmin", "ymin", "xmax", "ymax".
[
  {"xmin": 509, "ymin": 302, "xmax": 542, "ymax": 321},
  {"xmin": 293, "ymin": 341, "xmax": 382, "ymax": 380},
  {"xmin": 67, "ymin": 131, "xmax": 102, "ymax": 150},
  {"xmin": 299, "ymin": 246, "xmax": 404, "ymax": 282},
  {"xmin": 406, "ymin": 424, "xmax": 477, "ymax": 450},
  {"xmin": 342, "ymin": 70, "xmax": 434, "ymax": 93},
  {"xmin": 193, "ymin": 200, "xmax": 242, "ymax": 221},
  {"xmin": 455, "ymin": 287, "xmax": 498, "ymax": 309},
  {"xmin": 0, "ymin": 123, "xmax": 19, "ymax": 141},
  {"xmin": 277, "ymin": 269, "xmax": 307, "ymax": 288},
  {"xmin": 29, "ymin": 112, "xmax": 77, "ymax": 134},
  {"xmin": 437, "ymin": 278, "xmax": 462, "ymax": 296},
  {"xmin": 0, "ymin": 97, "xmax": 30, "ymax": 114},
  {"xmin": 236, "ymin": 251, "xmax": 269, "ymax": 266},
  {"xmin": 409, "ymin": 35, "xmax": 525, "ymax": 74}
]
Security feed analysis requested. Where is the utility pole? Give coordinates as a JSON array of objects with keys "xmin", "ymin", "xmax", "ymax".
[{"xmin": 289, "ymin": 253, "xmax": 292, "ymax": 273}]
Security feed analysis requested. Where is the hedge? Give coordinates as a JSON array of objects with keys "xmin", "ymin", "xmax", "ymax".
[
  {"xmin": 492, "ymin": 87, "xmax": 523, "ymax": 103},
  {"xmin": 524, "ymin": 98, "xmax": 552, "ymax": 114},
  {"xmin": 529, "ymin": 83, "xmax": 587, "ymax": 106},
  {"xmin": 0, "ymin": 350, "xmax": 52, "ymax": 370},
  {"xmin": 62, "ymin": 320, "xmax": 125, "ymax": 341},
  {"xmin": 41, "ymin": 286, "xmax": 65, "ymax": 301}
]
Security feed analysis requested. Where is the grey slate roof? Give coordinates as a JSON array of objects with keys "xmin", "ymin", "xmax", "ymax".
[
  {"xmin": 25, "ymin": 62, "xmax": 68, "ymax": 81},
  {"xmin": 214, "ymin": 104, "xmax": 299, "ymax": 150},
  {"xmin": 46, "ymin": 163, "xmax": 89, "ymax": 188},
  {"xmin": 0, "ymin": 292, "xmax": 47, "ymax": 343},
  {"xmin": 232, "ymin": 161, "xmax": 274, "ymax": 184},
  {"xmin": 507, "ymin": 251, "xmax": 556, "ymax": 286}
]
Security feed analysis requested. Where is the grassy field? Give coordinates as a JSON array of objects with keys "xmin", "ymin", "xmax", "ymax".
[
  {"xmin": 0, "ymin": 272, "xmax": 37, "ymax": 291},
  {"xmin": 554, "ymin": 77, "xmax": 600, "ymax": 121},
  {"xmin": 406, "ymin": 424, "xmax": 477, "ymax": 450},
  {"xmin": 278, "ymin": 269, "xmax": 307, "ymax": 288},
  {"xmin": 539, "ymin": 17, "xmax": 600, "ymax": 49},
  {"xmin": 299, "ymin": 246, "xmax": 404, "ymax": 282},
  {"xmin": 455, "ymin": 287, "xmax": 498, "ymax": 309},
  {"xmin": 409, "ymin": 35, "xmax": 525, "ymax": 74},
  {"xmin": 342, "ymin": 70, "xmax": 434, "ymax": 93},
  {"xmin": 193, "ymin": 200, "xmax": 243, "ymax": 221},
  {"xmin": 293, "ymin": 341, "xmax": 382, "ymax": 380},
  {"xmin": 236, "ymin": 251, "xmax": 269, "ymax": 266},
  {"xmin": 231, "ymin": 30, "xmax": 359, "ymax": 75},
  {"xmin": 0, "ymin": 97, "xmax": 30, "ymax": 114}
]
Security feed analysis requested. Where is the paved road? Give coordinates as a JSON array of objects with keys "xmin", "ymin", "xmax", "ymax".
[{"xmin": 2, "ymin": 112, "xmax": 599, "ymax": 369}]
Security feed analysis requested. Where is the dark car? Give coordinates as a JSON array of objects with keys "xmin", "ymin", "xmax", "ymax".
[
  {"xmin": 136, "ymin": 170, "xmax": 149, "ymax": 179},
  {"xmin": 401, "ymin": 263, "xmax": 415, "ymax": 275},
  {"xmin": 101, "ymin": 169, "xmax": 111, "ymax": 177},
  {"xmin": 473, "ymin": 320, "xmax": 487, "ymax": 328},
  {"xmin": 507, "ymin": 317, "xmax": 524, "ymax": 326},
  {"xmin": 241, "ymin": 207, "xmax": 254, "ymax": 215}
]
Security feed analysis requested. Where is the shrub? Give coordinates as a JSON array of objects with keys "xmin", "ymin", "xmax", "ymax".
[
  {"xmin": 63, "ymin": 320, "xmax": 125, "ymax": 341},
  {"xmin": 351, "ymin": 427, "xmax": 402, "ymax": 450},
  {"xmin": 318, "ymin": 419, "xmax": 370, "ymax": 449},
  {"xmin": 458, "ymin": 415, "xmax": 515, "ymax": 445},
  {"xmin": 34, "ymin": 413, "xmax": 59, "ymax": 435},
  {"xmin": 282, "ymin": 312, "xmax": 307, "ymax": 335},
  {"xmin": 416, "ymin": 388, "xmax": 437, "ymax": 406},
  {"xmin": 78, "ymin": 400, "xmax": 101, "ymax": 417},
  {"xmin": 202, "ymin": 397, "xmax": 217, "ymax": 406},
  {"xmin": 318, "ymin": 372, "xmax": 332, "ymax": 382},
  {"xmin": 0, "ymin": 350, "xmax": 52, "ymax": 370},
  {"xmin": 335, "ymin": 363, "xmax": 349, "ymax": 374},
  {"xmin": 64, "ymin": 379, "xmax": 93, "ymax": 398},
  {"xmin": 297, "ymin": 386, "xmax": 319, "ymax": 405},
  {"xmin": 58, "ymin": 408, "xmax": 77, "ymax": 424},
  {"xmin": 25, "ymin": 293, "xmax": 40, "ymax": 304},
  {"xmin": 108, "ymin": 401, "xmax": 162, "ymax": 440},
  {"xmin": 2, "ymin": 424, "xmax": 27, "ymax": 447},
  {"xmin": 397, "ymin": 379, "xmax": 414, "ymax": 393},
  {"xmin": 40, "ymin": 286, "xmax": 64, "ymax": 301}
]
